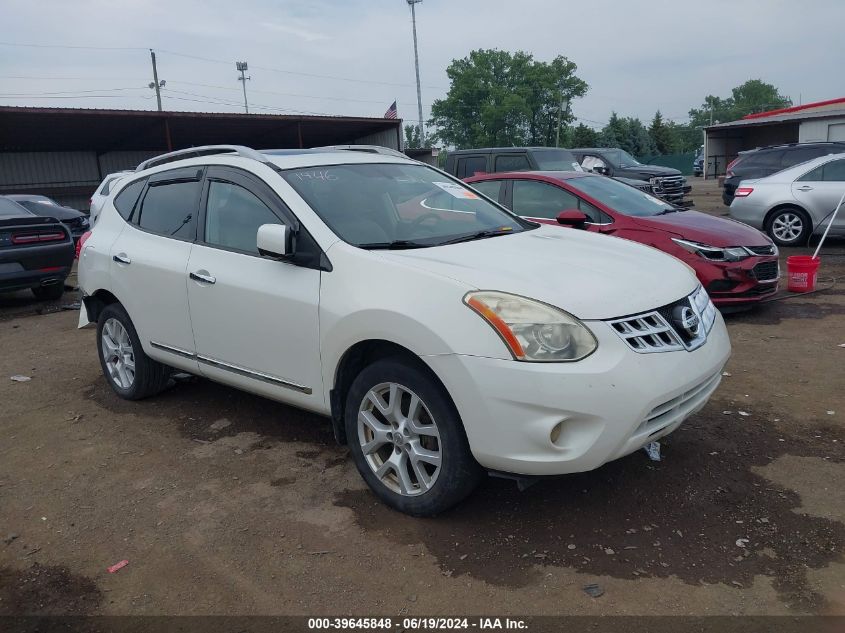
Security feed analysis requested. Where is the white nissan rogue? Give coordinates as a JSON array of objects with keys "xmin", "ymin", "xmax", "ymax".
[{"xmin": 78, "ymin": 145, "xmax": 731, "ymax": 516}]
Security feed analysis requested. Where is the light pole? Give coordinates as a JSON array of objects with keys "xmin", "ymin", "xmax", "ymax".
[
  {"xmin": 236, "ymin": 61, "xmax": 250, "ymax": 114},
  {"xmin": 406, "ymin": 0, "xmax": 425, "ymax": 145},
  {"xmin": 148, "ymin": 49, "xmax": 165, "ymax": 111}
]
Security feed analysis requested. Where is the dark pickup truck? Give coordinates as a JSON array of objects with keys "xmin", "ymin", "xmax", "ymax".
[
  {"xmin": 570, "ymin": 147, "xmax": 692, "ymax": 207},
  {"xmin": 444, "ymin": 147, "xmax": 584, "ymax": 179}
]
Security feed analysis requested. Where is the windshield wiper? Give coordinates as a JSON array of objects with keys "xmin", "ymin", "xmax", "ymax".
[
  {"xmin": 358, "ymin": 239, "xmax": 430, "ymax": 250},
  {"xmin": 656, "ymin": 208, "xmax": 680, "ymax": 215},
  {"xmin": 439, "ymin": 228, "xmax": 515, "ymax": 246}
]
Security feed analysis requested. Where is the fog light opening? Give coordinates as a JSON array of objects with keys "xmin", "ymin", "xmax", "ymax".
[{"xmin": 550, "ymin": 421, "xmax": 563, "ymax": 445}]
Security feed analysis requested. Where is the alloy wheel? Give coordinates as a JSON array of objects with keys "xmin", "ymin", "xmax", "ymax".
[
  {"xmin": 772, "ymin": 212, "xmax": 804, "ymax": 243},
  {"xmin": 357, "ymin": 382, "xmax": 442, "ymax": 496},
  {"xmin": 101, "ymin": 318, "xmax": 135, "ymax": 389}
]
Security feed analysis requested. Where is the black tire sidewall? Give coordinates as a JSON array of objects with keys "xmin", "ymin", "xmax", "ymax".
[
  {"xmin": 766, "ymin": 207, "xmax": 811, "ymax": 246},
  {"xmin": 32, "ymin": 283, "xmax": 65, "ymax": 301},
  {"xmin": 344, "ymin": 358, "xmax": 481, "ymax": 516},
  {"xmin": 96, "ymin": 304, "xmax": 153, "ymax": 400}
]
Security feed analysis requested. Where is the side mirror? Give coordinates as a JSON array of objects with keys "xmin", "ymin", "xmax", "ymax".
[
  {"xmin": 257, "ymin": 224, "xmax": 290, "ymax": 258},
  {"xmin": 556, "ymin": 209, "xmax": 589, "ymax": 227},
  {"xmin": 592, "ymin": 165, "xmax": 609, "ymax": 175}
]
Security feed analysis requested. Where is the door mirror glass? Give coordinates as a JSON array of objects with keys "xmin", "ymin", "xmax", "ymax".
[
  {"xmin": 257, "ymin": 224, "xmax": 290, "ymax": 258},
  {"xmin": 556, "ymin": 209, "xmax": 589, "ymax": 227}
]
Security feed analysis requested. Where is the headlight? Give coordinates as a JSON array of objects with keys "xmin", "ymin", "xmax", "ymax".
[
  {"xmin": 463, "ymin": 291, "xmax": 597, "ymax": 362},
  {"xmin": 672, "ymin": 238, "xmax": 750, "ymax": 262},
  {"xmin": 80, "ymin": 217, "xmax": 90, "ymax": 228}
]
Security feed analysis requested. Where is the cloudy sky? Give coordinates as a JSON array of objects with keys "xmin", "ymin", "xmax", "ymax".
[{"xmin": 2, "ymin": 0, "xmax": 843, "ymax": 130}]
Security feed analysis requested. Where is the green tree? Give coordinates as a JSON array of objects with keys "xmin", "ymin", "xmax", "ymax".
[
  {"xmin": 404, "ymin": 124, "xmax": 421, "ymax": 149},
  {"xmin": 570, "ymin": 123, "xmax": 599, "ymax": 147},
  {"xmin": 429, "ymin": 49, "xmax": 588, "ymax": 148},
  {"xmin": 649, "ymin": 111, "xmax": 678, "ymax": 155},
  {"xmin": 688, "ymin": 79, "xmax": 791, "ymax": 128}
]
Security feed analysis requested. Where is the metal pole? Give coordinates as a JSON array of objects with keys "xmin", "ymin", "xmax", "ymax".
[
  {"xmin": 236, "ymin": 61, "xmax": 250, "ymax": 114},
  {"xmin": 150, "ymin": 49, "xmax": 162, "ymax": 112},
  {"xmin": 408, "ymin": 0, "xmax": 425, "ymax": 145}
]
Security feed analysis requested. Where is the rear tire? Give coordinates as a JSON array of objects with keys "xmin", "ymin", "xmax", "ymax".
[
  {"xmin": 766, "ymin": 207, "xmax": 811, "ymax": 247},
  {"xmin": 96, "ymin": 303, "xmax": 170, "ymax": 400},
  {"xmin": 32, "ymin": 283, "xmax": 64, "ymax": 301},
  {"xmin": 345, "ymin": 358, "xmax": 483, "ymax": 516}
]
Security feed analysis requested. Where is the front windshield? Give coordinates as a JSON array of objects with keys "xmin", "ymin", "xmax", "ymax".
[
  {"xmin": 282, "ymin": 163, "xmax": 530, "ymax": 248},
  {"xmin": 568, "ymin": 175, "xmax": 675, "ymax": 217},
  {"xmin": 532, "ymin": 149, "xmax": 584, "ymax": 172},
  {"xmin": 604, "ymin": 150, "xmax": 642, "ymax": 168}
]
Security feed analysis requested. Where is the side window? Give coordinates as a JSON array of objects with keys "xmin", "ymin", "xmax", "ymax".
[
  {"xmin": 100, "ymin": 177, "xmax": 116, "ymax": 196},
  {"xmin": 456, "ymin": 156, "xmax": 487, "ymax": 178},
  {"xmin": 822, "ymin": 159, "xmax": 845, "ymax": 182},
  {"xmin": 494, "ymin": 155, "xmax": 531, "ymax": 172},
  {"xmin": 579, "ymin": 200, "xmax": 610, "ymax": 224},
  {"xmin": 782, "ymin": 148, "xmax": 820, "ymax": 168},
  {"xmin": 113, "ymin": 179, "xmax": 145, "ymax": 220},
  {"xmin": 470, "ymin": 180, "xmax": 503, "ymax": 201},
  {"xmin": 512, "ymin": 180, "xmax": 580, "ymax": 219},
  {"xmin": 798, "ymin": 165, "xmax": 825, "ymax": 182},
  {"xmin": 137, "ymin": 180, "xmax": 200, "ymax": 239},
  {"xmin": 751, "ymin": 151, "xmax": 784, "ymax": 170},
  {"xmin": 205, "ymin": 180, "xmax": 281, "ymax": 254}
]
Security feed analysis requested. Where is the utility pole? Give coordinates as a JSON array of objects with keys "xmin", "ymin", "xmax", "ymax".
[
  {"xmin": 236, "ymin": 61, "xmax": 250, "ymax": 114},
  {"xmin": 148, "ymin": 49, "xmax": 165, "ymax": 112},
  {"xmin": 407, "ymin": 0, "xmax": 425, "ymax": 145},
  {"xmin": 555, "ymin": 98, "xmax": 569, "ymax": 147}
]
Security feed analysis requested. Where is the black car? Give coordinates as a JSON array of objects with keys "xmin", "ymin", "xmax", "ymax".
[
  {"xmin": 5, "ymin": 194, "xmax": 90, "ymax": 242},
  {"xmin": 570, "ymin": 148, "xmax": 692, "ymax": 207},
  {"xmin": 722, "ymin": 142, "xmax": 845, "ymax": 206},
  {"xmin": 444, "ymin": 147, "xmax": 583, "ymax": 179},
  {"xmin": 0, "ymin": 197, "xmax": 74, "ymax": 300}
]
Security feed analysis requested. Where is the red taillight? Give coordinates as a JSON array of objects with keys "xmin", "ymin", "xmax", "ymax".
[
  {"xmin": 11, "ymin": 231, "xmax": 65, "ymax": 245},
  {"xmin": 75, "ymin": 230, "xmax": 92, "ymax": 259},
  {"xmin": 734, "ymin": 187, "xmax": 754, "ymax": 198},
  {"xmin": 39, "ymin": 266, "xmax": 64, "ymax": 273}
]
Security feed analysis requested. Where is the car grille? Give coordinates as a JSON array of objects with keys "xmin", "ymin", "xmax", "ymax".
[
  {"xmin": 607, "ymin": 286, "xmax": 717, "ymax": 353},
  {"xmin": 634, "ymin": 371, "xmax": 722, "ymax": 438},
  {"xmin": 652, "ymin": 175, "xmax": 685, "ymax": 194},
  {"xmin": 746, "ymin": 244, "xmax": 776, "ymax": 256},
  {"xmin": 751, "ymin": 260, "xmax": 780, "ymax": 281}
]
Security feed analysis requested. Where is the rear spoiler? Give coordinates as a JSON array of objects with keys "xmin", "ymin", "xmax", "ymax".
[{"xmin": 0, "ymin": 215, "xmax": 64, "ymax": 229}]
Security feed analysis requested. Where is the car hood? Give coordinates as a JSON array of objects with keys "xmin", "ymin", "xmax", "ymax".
[
  {"xmin": 620, "ymin": 165, "xmax": 682, "ymax": 178},
  {"xmin": 631, "ymin": 210, "xmax": 772, "ymax": 247},
  {"xmin": 379, "ymin": 226, "xmax": 698, "ymax": 320}
]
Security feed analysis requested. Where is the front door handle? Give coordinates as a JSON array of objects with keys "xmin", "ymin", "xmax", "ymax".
[
  {"xmin": 190, "ymin": 271, "xmax": 216, "ymax": 285},
  {"xmin": 113, "ymin": 254, "xmax": 131, "ymax": 264},
  {"xmin": 796, "ymin": 186, "xmax": 814, "ymax": 192}
]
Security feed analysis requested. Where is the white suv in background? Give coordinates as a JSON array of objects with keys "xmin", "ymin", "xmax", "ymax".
[
  {"xmin": 89, "ymin": 171, "xmax": 132, "ymax": 223},
  {"xmin": 77, "ymin": 145, "xmax": 731, "ymax": 516}
]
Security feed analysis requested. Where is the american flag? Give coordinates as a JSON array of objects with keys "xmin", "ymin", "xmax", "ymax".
[{"xmin": 383, "ymin": 101, "xmax": 398, "ymax": 119}]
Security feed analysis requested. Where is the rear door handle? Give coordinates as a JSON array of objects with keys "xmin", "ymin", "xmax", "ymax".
[
  {"xmin": 190, "ymin": 271, "xmax": 216, "ymax": 285},
  {"xmin": 796, "ymin": 186, "xmax": 813, "ymax": 192},
  {"xmin": 113, "ymin": 254, "xmax": 131, "ymax": 264}
]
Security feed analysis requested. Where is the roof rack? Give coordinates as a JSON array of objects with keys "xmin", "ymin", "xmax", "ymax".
[
  {"xmin": 136, "ymin": 145, "xmax": 270, "ymax": 172},
  {"xmin": 315, "ymin": 144, "xmax": 408, "ymax": 159}
]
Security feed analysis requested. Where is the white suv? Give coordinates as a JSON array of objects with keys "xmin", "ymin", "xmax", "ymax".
[
  {"xmin": 78, "ymin": 145, "xmax": 731, "ymax": 516},
  {"xmin": 89, "ymin": 171, "xmax": 132, "ymax": 224}
]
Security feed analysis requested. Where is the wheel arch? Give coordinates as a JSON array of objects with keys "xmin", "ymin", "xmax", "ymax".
[
  {"xmin": 329, "ymin": 339, "xmax": 455, "ymax": 446},
  {"xmin": 82, "ymin": 288, "xmax": 121, "ymax": 323},
  {"xmin": 764, "ymin": 203, "xmax": 812, "ymax": 232}
]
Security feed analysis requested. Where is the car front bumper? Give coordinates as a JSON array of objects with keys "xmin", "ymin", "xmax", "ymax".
[
  {"xmin": 424, "ymin": 315, "xmax": 731, "ymax": 476},
  {"xmin": 697, "ymin": 256, "xmax": 780, "ymax": 306}
]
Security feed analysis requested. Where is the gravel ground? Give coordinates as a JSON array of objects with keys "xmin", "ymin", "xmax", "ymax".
[{"xmin": 1, "ymin": 180, "xmax": 844, "ymax": 617}]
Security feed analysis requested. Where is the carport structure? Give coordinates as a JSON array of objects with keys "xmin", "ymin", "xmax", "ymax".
[
  {"xmin": 0, "ymin": 106, "xmax": 402, "ymax": 209},
  {"xmin": 703, "ymin": 97, "xmax": 845, "ymax": 179}
]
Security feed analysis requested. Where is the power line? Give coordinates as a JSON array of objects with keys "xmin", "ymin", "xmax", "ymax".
[{"xmin": 0, "ymin": 41, "xmax": 146, "ymax": 51}]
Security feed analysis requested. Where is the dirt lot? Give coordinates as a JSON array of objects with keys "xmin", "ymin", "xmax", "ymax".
[{"xmin": 1, "ymin": 180, "xmax": 844, "ymax": 617}]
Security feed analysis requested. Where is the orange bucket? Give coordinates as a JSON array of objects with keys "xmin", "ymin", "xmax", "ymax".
[{"xmin": 786, "ymin": 256, "xmax": 820, "ymax": 292}]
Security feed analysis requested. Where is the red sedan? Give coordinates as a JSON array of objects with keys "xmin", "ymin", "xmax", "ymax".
[{"xmin": 464, "ymin": 171, "xmax": 779, "ymax": 308}]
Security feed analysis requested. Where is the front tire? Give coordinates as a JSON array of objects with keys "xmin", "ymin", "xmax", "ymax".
[
  {"xmin": 766, "ymin": 207, "xmax": 811, "ymax": 247},
  {"xmin": 345, "ymin": 358, "xmax": 483, "ymax": 516},
  {"xmin": 96, "ymin": 303, "xmax": 170, "ymax": 400}
]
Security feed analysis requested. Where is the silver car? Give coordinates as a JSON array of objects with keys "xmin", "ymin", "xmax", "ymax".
[{"xmin": 729, "ymin": 152, "xmax": 845, "ymax": 246}]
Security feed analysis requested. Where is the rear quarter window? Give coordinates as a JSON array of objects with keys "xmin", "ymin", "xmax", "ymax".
[{"xmin": 113, "ymin": 179, "xmax": 146, "ymax": 220}]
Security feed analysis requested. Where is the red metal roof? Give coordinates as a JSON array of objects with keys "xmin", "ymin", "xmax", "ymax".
[{"xmin": 743, "ymin": 97, "xmax": 845, "ymax": 120}]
